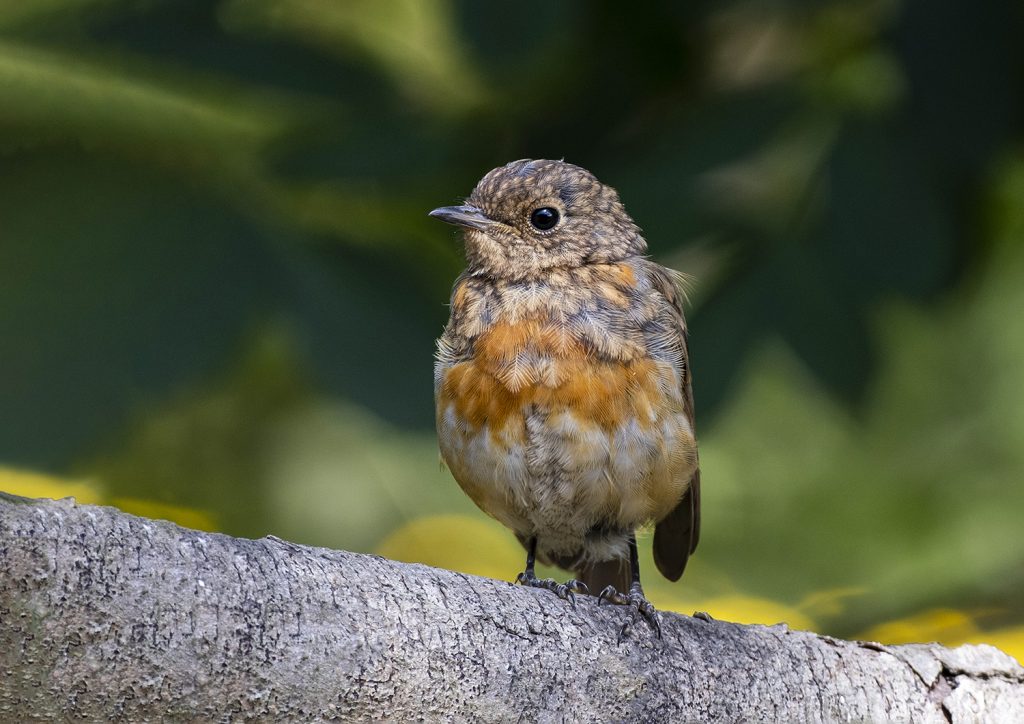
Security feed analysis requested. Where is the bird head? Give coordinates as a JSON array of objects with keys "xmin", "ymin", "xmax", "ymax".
[{"xmin": 430, "ymin": 159, "xmax": 646, "ymax": 281}]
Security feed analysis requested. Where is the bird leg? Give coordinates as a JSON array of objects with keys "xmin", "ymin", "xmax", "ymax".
[
  {"xmin": 516, "ymin": 537, "xmax": 588, "ymax": 606},
  {"xmin": 597, "ymin": 534, "xmax": 662, "ymax": 640}
]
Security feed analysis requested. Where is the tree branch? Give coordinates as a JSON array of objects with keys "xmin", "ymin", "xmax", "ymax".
[{"xmin": 1, "ymin": 495, "xmax": 1021, "ymax": 722}]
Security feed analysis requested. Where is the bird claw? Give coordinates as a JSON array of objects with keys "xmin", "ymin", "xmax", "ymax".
[
  {"xmin": 597, "ymin": 584, "xmax": 662, "ymax": 641},
  {"xmin": 516, "ymin": 572, "xmax": 588, "ymax": 607}
]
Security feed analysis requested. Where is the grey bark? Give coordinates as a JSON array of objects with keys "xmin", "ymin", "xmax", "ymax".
[{"xmin": 1, "ymin": 495, "xmax": 1021, "ymax": 723}]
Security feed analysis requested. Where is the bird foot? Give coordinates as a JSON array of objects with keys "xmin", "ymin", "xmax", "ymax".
[
  {"xmin": 598, "ymin": 583, "xmax": 662, "ymax": 641},
  {"xmin": 516, "ymin": 571, "xmax": 588, "ymax": 607}
]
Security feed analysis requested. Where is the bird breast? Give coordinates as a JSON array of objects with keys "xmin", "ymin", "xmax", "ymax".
[{"xmin": 434, "ymin": 262, "xmax": 697, "ymax": 559}]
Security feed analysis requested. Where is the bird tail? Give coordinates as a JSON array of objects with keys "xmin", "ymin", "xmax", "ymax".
[{"xmin": 576, "ymin": 558, "xmax": 630, "ymax": 595}]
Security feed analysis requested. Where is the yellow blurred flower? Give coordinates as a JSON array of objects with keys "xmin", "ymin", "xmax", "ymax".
[
  {"xmin": 376, "ymin": 514, "xmax": 523, "ymax": 582},
  {"xmin": 0, "ymin": 465, "xmax": 103, "ymax": 505},
  {"xmin": 860, "ymin": 608, "xmax": 981, "ymax": 646},
  {"xmin": 962, "ymin": 626, "xmax": 1024, "ymax": 666},
  {"xmin": 111, "ymin": 497, "xmax": 218, "ymax": 532},
  {"xmin": 862, "ymin": 609, "xmax": 1023, "ymax": 665}
]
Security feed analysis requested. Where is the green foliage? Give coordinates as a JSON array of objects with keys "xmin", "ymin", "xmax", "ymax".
[
  {"xmin": 0, "ymin": 39, "xmax": 299, "ymax": 166},
  {"xmin": 220, "ymin": 0, "xmax": 490, "ymax": 113}
]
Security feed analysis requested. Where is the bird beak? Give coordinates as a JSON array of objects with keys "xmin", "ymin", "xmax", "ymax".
[{"xmin": 428, "ymin": 204, "xmax": 494, "ymax": 232}]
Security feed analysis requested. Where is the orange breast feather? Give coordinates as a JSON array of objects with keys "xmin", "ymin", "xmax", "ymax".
[{"xmin": 439, "ymin": 316, "xmax": 668, "ymax": 436}]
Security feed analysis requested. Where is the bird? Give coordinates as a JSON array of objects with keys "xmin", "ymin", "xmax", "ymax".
[{"xmin": 430, "ymin": 159, "xmax": 699, "ymax": 638}]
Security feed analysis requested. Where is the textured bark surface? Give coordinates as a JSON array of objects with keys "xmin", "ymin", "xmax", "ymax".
[{"xmin": 1, "ymin": 495, "xmax": 1022, "ymax": 722}]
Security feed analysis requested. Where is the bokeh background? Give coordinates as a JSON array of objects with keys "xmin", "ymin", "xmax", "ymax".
[{"xmin": 2, "ymin": 0, "xmax": 1023, "ymax": 659}]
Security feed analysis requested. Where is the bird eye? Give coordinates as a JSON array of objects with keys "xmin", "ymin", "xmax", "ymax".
[{"xmin": 529, "ymin": 207, "xmax": 559, "ymax": 231}]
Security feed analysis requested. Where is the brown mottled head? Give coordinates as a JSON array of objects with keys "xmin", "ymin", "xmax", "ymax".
[{"xmin": 430, "ymin": 159, "xmax": 646, "ymax": 281}]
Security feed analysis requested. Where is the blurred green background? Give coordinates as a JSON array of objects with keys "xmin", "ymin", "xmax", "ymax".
[{"xmin": 2, "ymin": 0, "xmax": 1023, "ymax": 658}]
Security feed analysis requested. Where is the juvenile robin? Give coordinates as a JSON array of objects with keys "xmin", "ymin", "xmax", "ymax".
[{"xmin": 430, "ymin": 159, "xmax": 699, "ymax": 638}]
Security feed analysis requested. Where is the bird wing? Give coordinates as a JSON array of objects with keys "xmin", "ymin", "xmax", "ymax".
[{"xmin": 648, "ymin": 264, "xmax": 701, "ymax": 582}]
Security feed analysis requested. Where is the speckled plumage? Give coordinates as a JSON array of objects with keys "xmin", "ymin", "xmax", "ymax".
[{"xmin": 432, "ymin": 159, "xmax": 700, "ymax": 600}]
